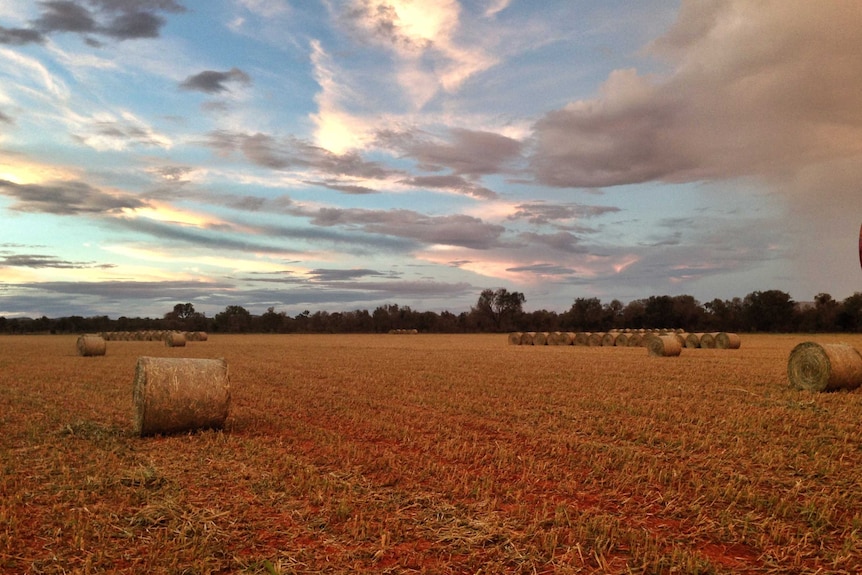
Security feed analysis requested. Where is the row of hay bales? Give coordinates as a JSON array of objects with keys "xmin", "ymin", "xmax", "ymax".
[
  {"xmin": 101, "ymin": 330, "xmax": 209, "ymax": 342},
  {"xmin": 508, "ymin": 330, "xmax": 741, "ymax": 350},
  {"xmin": 388, "ymin": 329, "xmax": 419, "ymax": 334}
]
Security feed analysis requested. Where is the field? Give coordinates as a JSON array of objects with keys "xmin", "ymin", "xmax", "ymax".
[{"xmin": 2, "ymin": 333, "xmax": 862, "ymax": 574}]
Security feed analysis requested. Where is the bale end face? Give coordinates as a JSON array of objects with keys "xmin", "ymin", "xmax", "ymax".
[
  {"xmin": 787, "ymin": 342, "xmax": 862, "ymax": 392},
  {"xmin": 77, "ymin": 334, "xmax": 106, "ymax": 357},
  {"xmin": 647, "ymin": 335, "xmax": 682, "ymax": 357}
]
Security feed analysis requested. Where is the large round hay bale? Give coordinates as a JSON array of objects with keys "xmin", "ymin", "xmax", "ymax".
[
  {"xmin": 77, "ymin": 334, "xmax": 106, "ymax": 357},
  {"xmin": 194, "ymin": 331, "xmax": 208, "ymax": 342},
  {"xmin": 508, "ymin": 332, "xmax": 524, "ymax": 345},
  {"xmin": 787, "ymin": 342, "xmax": 862, "ymax": 392},
  {"xmin": 647, "ymin": 335, "xmax": 682, "ymax": 357},
  {"xmin": 614, "ymin": 333, "xmax": 628, "ymax": 347},
  {"xmin": 601, "ymin": 332, "xmax": 615, "ymax": 346},
  {"xmin": 133, "ymin": 357, "xmax": 231, "ymax": 436},
  {"xmin": 685, "ymin": 333, "xmax": 703, "ymax": 348},
  {"xmin": 534, "ymin": 332, "xmax": 549, "ymax": 346},
  {"xmin": 573, "ymin": 332, "xmax": 589, "ymax": 346},
  {"xmin": 165, "ymin": 332, "xmax": 186, "ymax": 347},
  {"xmin": 700, "ymin": 333, "xmax": 717, "ymax": 349},
  {"xmin": 587, "ymin": 332, "xmax": 603, "ymax": 346},
  {"xmin": 522, "ymin": 332, "xmax": 536, "ymax": 345},
  {"xmin": 627, "ymin": 333, "xmax": 643, "ymax": 347},
  {"xmin": 715, "ymin": 332, "xmax": 741, "ymax": 349}
]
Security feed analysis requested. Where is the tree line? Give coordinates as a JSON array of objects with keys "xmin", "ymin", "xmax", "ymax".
[{"xmin": 2, "ymin": 288, "xmax": 862, "ymax": 335}]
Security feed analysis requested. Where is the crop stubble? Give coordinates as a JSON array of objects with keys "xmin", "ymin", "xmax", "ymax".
[{"xmin": 2, "ymin": 333, "xmax": 862, "ymax": 574}]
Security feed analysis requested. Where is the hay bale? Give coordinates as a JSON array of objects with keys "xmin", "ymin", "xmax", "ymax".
[
  {"xmin": 700, "ymin": 333, "xmax": 717, "ymax": 349},
  {"xmin": 165, "ymin": 332, "xmax": 187, "ymax": 347},
  {"xmin": 573, "ymin": 332, "xmax": 589, "ymax": 346},
  {"xmin": 587, "ymin": 332, "xmax": 603, "ymax": 347},
  {"xmin": 133, "ymin": 357, "xmax": 230, "ymax": 436},
  {"xmin": 685, "ymin": 333, "xmax": 703, "ymax": 348},
  {"xmin": 627, "ymin": 333, "xmax": 643, "ymax": 347},
  {"xmin": 522, "ymin": 332, "xmax": 537, "ymax": 345},
  {"xmin": 614, "ymin": 333, "xmax": 629, "ymax": 347},
  {"xmin": 77, "ymin": 334, "xmax": 106, "ymax": 357},
  {"xmin": 715, "ymin": 332, "xmax": 741, "ymax": 349},
  {"xmin": 647, "ymin": 335, "xmax": 682, "ymax": 357},
  {"xmin": 508, "ymin": 332, "xmax": 524, "ymax": 345},
  {"xmin": 787, "ymin": 342, "xmax": 862, "ymax": 392},
  {"xmin": 601, "ymin": 332, "xmax": 616, "ymax": 346},
  {"xmin": 533, "ymin": 332, "xmax": 549, "ymax": 346},
  {"xmin": 195, "ymin": 331, "xmax": 208, "ymax": 341}
]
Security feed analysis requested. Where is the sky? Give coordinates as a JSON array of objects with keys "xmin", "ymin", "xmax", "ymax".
[{"xmin": 1, "ymin": 0, "xmax": 861, "ymax": 319}]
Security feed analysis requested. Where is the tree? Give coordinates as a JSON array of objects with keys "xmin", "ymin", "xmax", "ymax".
[
  {"xmin": 214, "ymin": 305, "xmax": 252, "ymax": 333},
  {"xmin": 470, "ymin": 288, "xmax": 526, "ymax": 331},
  {"xmin": 564, "ymin": 297, "xmax": 604, "ymax": 331},
  {"xmin": 743, "ymin": 290, "xmax": 796, "ymax": 332}
]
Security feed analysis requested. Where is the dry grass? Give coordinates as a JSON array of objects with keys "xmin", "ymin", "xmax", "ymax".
[{"xmin": 2, "ymin": 333, "xmax": 862, "ymax": 574}]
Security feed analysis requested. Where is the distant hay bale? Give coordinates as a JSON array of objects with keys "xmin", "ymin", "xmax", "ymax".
[
  {"xmin": 522, "ymin": 332, "xmax": 536, "ymax": 345},
  {"xmin": 627, "ymin": 333, "xmax": 643, "ymax": 347},
  {"xmin": 508, "ymin": 332, "xmax": 524, "ymax": 345},
  {"xmin": 546, "ymin": 331, "xmax": 563, "ymax": 345},
  {"xmin": 77, "ymin": 334, "xmax": 106, "ymax": 357},
  {"xmin": 685, "ymin": 333, "xmax": 703, "ymax": 348},
  {"xmin": 573, "ymin": 332, "xmax": 589, "ymax": 346},
  {"xmin": 534, "ymin": 332, "xmax": 549, "ymax": 346},
  {"xmin": 787, "ymin": 342, "xmax": 862, "ymax": 392},
  {"xmin": 601, "ymin": 332, "xmax": 615, "ymax": 346},
  {"xmin": 614, "ymin": 333, "xmax": 629, "ymax": 347},
  {"xmin": 133, "ymin": 357, "xmax": 231, "ymax": 436},
  {"xmin": 165, "ymin": 332, "xmax": 187, "ymax": 347},
  {"xmin": 587, "ymin": 332, "xmax": 603, "ymax": 347},
  {"xmin": 647, "ymin": 335, "xmax": 682, "ymax": 357},
  {"xmin": 715, "ymin": 332, "xmax": 741, "ymax": 349},
  {"xmin": 674, "ymin": 333, "xmax": 687, "ymax": 347},
  {"xmin": 195, "ymin": 331, "xmax": 208, "ymax": 341},
  {"xmin": 700, "ymin": 333, "xmax": 717, "ymax": 349}
]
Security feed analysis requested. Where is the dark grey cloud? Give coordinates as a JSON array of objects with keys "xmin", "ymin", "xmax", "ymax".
[
  {"xmin": 179, "ymin": 68, "xmax": 252, "ymax": 94},
  {"xmin": 0, "ymin": 253, "xmax": 115, "ymax": 269},
  {"xmin": 400, "ymin": 174, "xmax": 497, "ymax": 200},
  {"xmin": 205, "ymin": 130, "xmax": 394, "ymax": 179},
  {"xmin": 509, "ymin": 202, "xmax": 620, "ymax": 226},
  {"xmin": 0, "ymin": 110, "xmax": 13, "ymax": 124},
  {"xmin": 378, "ymin": 127, "xmax": 524, "ymax": 176},
  {"xmin": 3, "ymin": 0, "xmax": 185, "ymax": 45},
  {"xmin": 307, "ymin": 268, "xmax": 391, "ymax": 281},
  {"xmin": 74, "ymin": 118, "xmax": 167, "ymax": 147},
  {"xmin": 0, "ymin": 26, "xmax": 45, "ymax": 45},
  {"xmin": 506, "ymin": 262, "xmax": 577, "ymax": 276},
  {"xmin": 305, "ymin": 181, "xmax": 379, "ymax": 195},
  {"xmin": 0, "ymin": 179, "xmax": 145, "ymax": 215},
  {"xmin": 305, "ymin": 207, "xmax": 506, "ymax": 250}
]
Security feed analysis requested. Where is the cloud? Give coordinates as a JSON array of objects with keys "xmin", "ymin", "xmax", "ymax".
[
  {"xmin": 379, "ymin": 127, "xmax": 523, "ymax": 176},
  {"xmin": 0, "ymin": 25, "xmax": 45, "ymax": 45},
  {"xmin": 0, "ymin": 178, "xmax": 145, "ymax": 214},
  {"xmin": 509, "ymin": 202, "xmax": 621, "ymax": 227},
  {"xmin": 307, "ymin": 268, "xmax": 390, "ymax": 281},
  {"xmin": 0, "ymin": 253, "xmax": 115, "ymax": 269},
  {"xmin": 305, "ymin": 207, "xmax": 507, "ymax": 250},
  {"xmin": 204, "ymin": 130, "xmax": 394, "ymax": 179},
  {"xmin": 179, "ymin": 67, "xmax": 252, "ymax": 94},
  {"xmin": 400, "ymin": 174, "xmax": 497, "ymax": 200},
  {"xmin": 304, "ymin": 181, "xmax": 379, "ymax": 195},
  {"xmin": 530, "ymin": 0, "xmax": 862, "ymax": 188},
  {"xmin": 0, "ymin": 109, "xmax": 13, "ymax": 124}
]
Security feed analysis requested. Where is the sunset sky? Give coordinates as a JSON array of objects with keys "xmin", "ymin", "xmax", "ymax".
[{"xmin": 1, "ymin": 0, "xmax": 861, "ymax": 319}]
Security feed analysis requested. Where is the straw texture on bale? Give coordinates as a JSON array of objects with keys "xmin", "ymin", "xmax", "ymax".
[
  {"xmin": 601, "ymin": 332, "xmax": 616, "ymax": 347},
  {"xmin": 614, "ymin": 333, "xmax": 629, "ymax": 347},
  {"xmin": 133, "ymin": 357, "xmax": 231, "ymax": 436},
  {"xmin": 787, "ymin": 342, "xmax": 862, "ymax": 392},
  {"xmin": 685, "ymin": 333, "xmax": 703, "ymax": 348},
  {"xmin": 533, "ymin": 332, "xmax": 549, "ymax": 346},
  {"xmin": 508, "ymin": 332, "xmax": 524, "ymax": 345},
  {"xmin": 647, "ymin": 335, "xmax": 682, "ymax": 357},
  {"xmin": 165, "ymin": 332, "xmax": 187, "ymax": 347},
  {"xmin": 573, "ymin": 332, "xmax": 589, "ymax": 346},
  {"xmin": 77, "ymin": 334, "xmax": 106, "ymax": 357},
  {"xmin": 627, "ymin": 333, "xmax": 643, "ymax": 347},
  {"xmin": 715, "ymin": 332, "xmax": 741, "ymax": 349},
  {"xmin": 587, "ymin": 332, "xmax": 603, "ymax": 347},
  {"xmin": 700, "ymin": 333, "xmax": 717, "ymax": 349}
]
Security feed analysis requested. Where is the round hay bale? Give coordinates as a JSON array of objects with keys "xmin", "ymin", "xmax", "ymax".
[
  {"xmin": 587, "ymin": 332, "xmax": 603, "ymax": 346},
  {"xmin": 647, "ymin": 335, "xmax": 682, "ymax": 357},
  {"xmin": 508, "ymin": 332, "xmax": 524, "ymax": 345},
  {"xmin": 627, "ymin": 333, "xmax": 643, "ymax": 347},
  {"xmin": 573, "ymin": 332, "xmax": 589, "ymax": 346},
  {"xmin": 196, "ymin": 331, "xmax": 208, "ymax": 341},
  {"xmin": 133, "ymin": 357, "xmax": 230, "ymax": 436},
  {"xmin": 715, "ymin": 332, "xmax": 741, "ymax": 349},
  {"xmin": 685, "ymin": 333, "xmax": 703, "ymax": 348},
  {"xmin": 547, "ymin": 331, "xmax": 565, "ymax": 345},
  {"xmin": 787, "ymin": 342, "xmax": 862, "ymax": 392},
  {"xmin": 601, "ymin": 332, "xmax": 615, "ymax": 346},
  {"xmin": 533, "ymin": 332, "xmax": 549, "ymax": 346},
  {"xmin": 77, "ymin": 334, "xmax": 106, "ymax": 357},
  {"xmin": 614, "ymin": 333, "xmax": 628, "ymax": 347},
  {"xmin": 700, "ymin": 333, "xmax": 717, "ymax": 349},
  {"xmin": 522, "ymin": 332, "xmax": 536, "ymax": 345},
  {"xmin": 165, "ymin": 332, "xmax": 187, "ymax": 347}
]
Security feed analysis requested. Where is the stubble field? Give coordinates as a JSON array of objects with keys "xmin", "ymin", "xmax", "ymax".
[{"xmin": 2, "ymin": 333, "xmax": 862, "ymax": 574}]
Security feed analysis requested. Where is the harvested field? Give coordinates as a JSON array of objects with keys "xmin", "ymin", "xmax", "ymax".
[{"xmin": 2, "ymin": 333, "xmax": 862, "ymax": 574}]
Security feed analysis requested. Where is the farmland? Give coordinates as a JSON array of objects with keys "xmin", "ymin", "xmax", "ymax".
[{"xmin": 2, "ymin": 333, "xmax": 862, "ymax": 574}]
